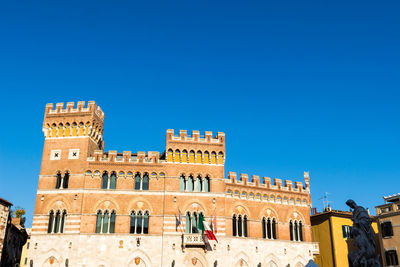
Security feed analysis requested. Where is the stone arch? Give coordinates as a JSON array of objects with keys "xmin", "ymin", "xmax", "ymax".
[
  {"xmin": 264, "ymin": 253, "xmax": 280, "ymax": 267},
  {"xmin": 45, "ymin": 198, "xmax": 71, "ymax": 213},
  {"xmin": 126, "ymin": 249, "xmax": 152, "ymax": 267},
  {"xmin": 93, "ymin": 198, "xmax": 120, "ymax": 213},
  {"xmin": 259, "ymin": 207, "xmax": 279, "ymax": 221},
  {"xmin": 41, "ymin": 249, "xmax": 62, "ymax": 267},
  {"xmin": 126, "ymin": 197, "xmax": 155, "ymax": 214},
  {"xmin": 230, "ymin": 203, "xmax": 251, "ymax": 216},
  {"xmin": 182, "ymin": 200, "xmax": 209, "ymax": 214},
  {"xmin": 292, "ymin": 255, "xmax": 307, "ymax": 266},
  {"xmin": 183, "ymin": 250, "xmax": 208, "ymax": 267},
  {"xmin": 287, "ymin": 209, "xmax": 306, "ymax": 222},
  {"xmin": 233, "ymin": 251, "xmax": 250, "ymax": 267}
]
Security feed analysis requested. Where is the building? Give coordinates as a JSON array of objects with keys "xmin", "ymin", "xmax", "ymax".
[
  {"xmin": 375, "ymin": 193, "xmax": 400, "ymax": 266},
  {"xmin": 0, "ymin": 198, "xmax": 28, "ymax": 267},
  {"xmin": 0, "ymin": 198, "xmax": 12, "ymax": 262},
  {"xmin": 20, "ymin": 228, "xmax": 31, "ymax": 267},
  {"xmin": 311, "ymin": 208, "xmax": 380, "ymax": 267},
  {"xmin": 28, "ymin": 100, "xmax": 319, "ymax": 267}
]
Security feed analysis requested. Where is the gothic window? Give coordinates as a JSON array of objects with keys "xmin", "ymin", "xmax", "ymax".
[
  {"xmin": 290, "ymin": 221, "xmax": 294, "ymax": 241},
  {"xmin": 101, "ymin": 172, "xmax": 108, "ymax": 189},
  {"xmin": 129, "ymin": 210, "xmax": 150, "ymax": 234},
  {"xmin": 56, "ymin": 172, "xmax": 62, "ymax": 189},
  {"xmin": 294, "ymin": 221, "xmax": 299, "ymax": 241},
  {"xmin": 188, "ymin": 175, "xmax": 194, "ymax": 191},
  {"xmin": 195, "ymin": 176, "xmax": 202, "ymax": 192},
  {"xmin": 196, "ymin": 151, "xmax": 202, "ymax": 164},
  {"xmin": 243, "ymin": 215, "xmax": 248, "ymax": 237},
  {"xmin": 142, "ymin": 173, "xmax": 149, "ymax": 190},
  {"xmin": 238, "ymin": 215, "xmax": 243, "ymax": 237},
  {"xmin": 62, "ymin": 172, "xmax": 69, "ymax": 189},
  {"xmin": 184, "ymin": 212, "xmax": 205, "ymax": 234},
  {"xmin": 211, "ymin": 152, "xmax": 217, "ymax": 164},
  {"xmin": 102, "ymin": 211, "xmax": 109, "ymax": 233},
  {"xmin": 182, "ymin": 150, "xmax": 188, "ymax": 163},
  {"xmin": 204, "ymin": 176, "xmax": 210, "ymax": 192},
  {"xmin": 134, "ymin": 173, "xmax": 141, "ymax": 190},
  {"xmin": 217, "ymin": 152, "xmax": 224, "ymax": 164},
  {"xmin": 48, "ymin": 210, "xmax": 66, "ymax": 234},
  {"xmin": 130, "ymin": 211, "xmax": 136, "ymax": 234},
  {"xmin": 262, "ymin": 217, "xmax": 277, "ymax": 239},
  {"xmin": 180, "ymin": 175, "xmax": 186, "ymax": 191},
  {"xmin": 186, "ymin": 212, "xmax": 191, "ymax": 233},
  {"xmin": 385, "ymin": 250, "xmax": 399, "ymax": 266},
  {"xmin": 167, "ymin": 149, "xmax": 173, "ymax": 162},
  {"xmin": 192, "ymin": 212, "xmax": 198, "ymax": 233},
  {"xmin": 204, "ymin": 151, "xmax": 210, "ymax": 164},
  {"xmin": 96, "ymin": 211, "xmax": 102, "ymax": 233},
  {"xmin": 189, "ymin": 150, "xmax": 195, "ymax": 163},
  {"xmin": 174, "ymin": 149, "xmax": 181, "ymax": 162},
  {"xmin": 290, "ymin": 220, "xmax": 303, "ymax": 241},
  {"xmin": 232, "ymin": 215, "xmax": 237, "ymax": 236},
  {"xmin": 109, "ymin": 172, "xmax": 117, "ymax": 189},
  {"xmin": 110, "ymin": 211, "xmax": 116, "ymax": 233},
  {"xmin": 299, "ymin": 221, "xmax": 303, "ymax": 241}
]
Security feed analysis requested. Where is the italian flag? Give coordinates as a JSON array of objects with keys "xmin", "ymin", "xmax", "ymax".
[{"xmin": 198, "ymin": 213, "xmax": 218, "ymax": 242}]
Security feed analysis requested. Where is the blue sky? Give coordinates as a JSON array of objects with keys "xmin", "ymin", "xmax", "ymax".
[{"xmin": 0, "ymin": 0, "xmax": 399, "ymax": 226}]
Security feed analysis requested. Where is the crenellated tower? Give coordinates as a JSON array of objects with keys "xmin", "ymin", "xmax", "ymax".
[{"xmin": 40, "ymin": 101, "xmax": 105, "ymax": 178}]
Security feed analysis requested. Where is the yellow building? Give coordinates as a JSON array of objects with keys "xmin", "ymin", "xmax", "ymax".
[
  {"xmin": 311, "ymin": 209, "xmax": 380, "ymax": 267},
  {"xmin": 19, "ymin": 228, "xmax": 31, "ymax": 267}
]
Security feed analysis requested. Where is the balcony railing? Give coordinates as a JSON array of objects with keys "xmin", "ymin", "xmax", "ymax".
[{"xmin": 182, "ymin": 234, "xmax": 205, "ymax": 247}]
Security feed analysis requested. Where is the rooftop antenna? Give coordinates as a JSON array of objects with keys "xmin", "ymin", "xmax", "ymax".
[{"xmin": 319, "ymin": 192, "xmax": 333, "ymax": 211}]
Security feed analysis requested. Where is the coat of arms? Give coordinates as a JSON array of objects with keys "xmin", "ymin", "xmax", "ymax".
[
  {"xmin": 49, "ymin": 257, "xmax": 55, "ymax": 264},
  {"xmin": 192, "ymin": 257, "xmax": 197, "ymax": 265},
  {"xmin": 135, "ymin": 257, "xmax": 141, "ymax": 265}
]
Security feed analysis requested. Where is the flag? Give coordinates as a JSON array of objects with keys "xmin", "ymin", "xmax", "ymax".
[
  {"xmin": 198, "ymin": 213, "xmax": 218, "ymax": 242},
  {"xmin": 177, "ymin": 208, "xmax": 183, "ymax": 226}
]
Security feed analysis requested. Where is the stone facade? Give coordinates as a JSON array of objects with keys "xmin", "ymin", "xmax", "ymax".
[
  {"xmin": 28, "ymin": 101, "xmax": 319, "ymax": 267},
  {"xmin": 0, "ymin": 198, "xmax": 12, "ymax": 263}
]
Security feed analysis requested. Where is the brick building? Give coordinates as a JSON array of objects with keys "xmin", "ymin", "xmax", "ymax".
[{"xmin": 28, "ymin": 101, "xmax": 319, "ymax": 267}]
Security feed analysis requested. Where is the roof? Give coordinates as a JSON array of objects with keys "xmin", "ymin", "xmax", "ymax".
[
  {"xmin": 0, "ymin": 197, "xmax": 12, "ymax": 207},
  {"xmin": 383, "ymin": 193, "xmax": 400, "ymax": 203}
]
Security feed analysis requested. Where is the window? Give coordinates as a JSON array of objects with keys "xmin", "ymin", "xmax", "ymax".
[
  {"xmin": 55, "ymin": 172, "xmax": 69, "ymax": 189},
  {"xmin": 262, "ymin": 217, "xmax": 277, "ymax": 239},
  {"xmin": 134, "ymin": 173, "xmax": 141, "ymax": 190},
  {"xmin": 180, "ymin": 175, "xmax": 186, "ymax": 191},
  {"xmin": 56, "ymin": 173, "xmax": 62, "ymax": 189},
  {"xmin": 381, "ymin": 221, "xmax": 394, "ymax": 238},
  {"xmin": 188, "ymin": 175, "xmax": 194, "ymax": 191},
  {"xmin": 47, "ymin": 210, "xmax": 66, "ymax": 233},
  {"xmin": 101, "ymin": 172, "xmax": 117, "ymax": 190},
  {"xmin": 95, "ymin": 210, "xmax": 115, "ymax": 234},
  {"xmin": 385, "ymin": 250, "xmax": 398, "ymax": 266},
  {"xmin": 204, "ymin": 176, "xmax": 210, "ymax": 192},
  {"xmin": 185, "ymin": 212, "xmax": 204, "ymax": 233},
  {"xmin": 101, "ymin": 172, "xmax": 109, "ymax": 189},
  {"xmin": 290, "ymin": 220, "xmax": 303, "ymax": 241},
  {"xmin": 130, "ymin": 210, "xmax": 150, "ymax": 234},
  {"xmin": 342, "ymin": 225, "xmax": 353, "ymax": 239},
  {"xmin": 109, "ymin": 172, "xmax": 117, "ymax": 189},
  {"xmin": 195, "ymin": 176, "xmax": 202, "ymax": 192},
  {"xmin": 232, "ymin": 214, "xmax": 248, "ymax": 237},
  {"xmin": 381, "ymin": 207, "xmax": 392, "ymax": 213},
  {"xmin": 142, "ymin": 173, "xmax": 149, "ymax": 190},
  {"xmin": 62, "ymin": 172, "xmax": 69, "ymax": 189}
]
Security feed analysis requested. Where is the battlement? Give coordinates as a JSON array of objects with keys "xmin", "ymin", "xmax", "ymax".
[
  {"xmin": 166, "ymin": 129, "xmax": 225, "ymax": 144},
  {"xmin": 87, "ymin": 150, "xmax": 165, "ymax": 164},
  {"xmin": 225, "ymin": 171, "xmax": 310, "ymax": 193},
  {"xmin": 45, "ymin": 101, "xmax": 104, "ymax": 120}
]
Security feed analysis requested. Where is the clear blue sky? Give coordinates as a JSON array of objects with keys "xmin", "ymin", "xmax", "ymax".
[{"xmin": 0, "ymin": 0, "xmax": 399, "ymax": 226}]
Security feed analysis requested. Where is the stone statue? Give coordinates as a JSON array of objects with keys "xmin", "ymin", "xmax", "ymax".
[{"xmin": 346, "ymin": 199, "xmax": 381, "ymax": 267}]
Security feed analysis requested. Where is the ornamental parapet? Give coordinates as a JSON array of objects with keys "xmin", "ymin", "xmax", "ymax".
[{"xmin": 87, "ymin": 150, "xmax": 166, "ymax": 164}]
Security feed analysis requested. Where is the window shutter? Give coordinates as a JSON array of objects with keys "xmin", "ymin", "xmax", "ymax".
[{"xmin": 342, "ymin": 225, "xmax": 346, "ymax": 238}]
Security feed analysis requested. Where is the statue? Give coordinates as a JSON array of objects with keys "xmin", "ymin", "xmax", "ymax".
[{"xmin": 346, "ymin": 199, "xmax": 381, "ymax": 267}]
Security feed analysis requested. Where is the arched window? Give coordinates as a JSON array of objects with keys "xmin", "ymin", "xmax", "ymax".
[
  {"xmin": 294, "ymin": 221, "xmax": 299, "ymax": 241},
  {"xmin": 196, "ymin": 151, "xmax": 202, "ymax": 164},
  {"xmin": 204, "ymin": 151, "xmax": 210, "ymax": 164},
  {"xmin": 96, "ymin": 211, "xmax": 102, "ymax": 233},
  {"xmin": 62, "ymin": 172, "xmax": 69, "ymax": 189},
  {"xmin": 134, "ymin": 173, "xmax": 141, "ymax": 190},
  {"xmin": 102, "ymin": 211, "xmax": 109, "ymax": 233},
  {"xmin": 167, "ymin": 149, "xmax": 173, "ymax": 162},
  {"xmin": 137, "ymin": 211, "xmax": 143, "ymax": 234},
  {"xmin": 101, "ymin": 172, "xmax": 108, "ymax": 189},
  {"xmin": 180, "ymin": 175, "xmax": 186, "ymax": 191},
  {"xmin": 60, "ymin": 210, "xmax": 67, "ymax": 233},
  {"xmin": 232, "ymin": 215, "xmax": 237, "ymax": 236},
  {"xmin": 299, "ymin": 221, "xmax": 303, "ymax": 241},
  {"xmin": 192, "ymin": 212, "xmax": 198, "ymax": 233},
  {"xmin": 243, "ymin": 215, "xmax": 248, "ymax": 237},
  {"xmin": 189, "ymin": 150, "xmax": 195, "ymax": 163},
  {"xmin": 109, "ymin": 172, "xmax": 117, "ymax": 189},
  {"xmin": 54, "ymin": 211, "xmax": 61, "ymax": 233},
  {"xmin": 109, "ymin": 211, "xmax": 116, "ymax": 233},
  {"xmin": 211, "ymin": 152, "xmax": 217, "ymax": 164},
  {"xmin": 55, "ymin": 172, "xmax": 62, "ymax": 189},
  {"xmin": 48, "ymin": 211, "xmax": 54, "ymax": 233},
  {"xmin": 218, "ymin": 152, "xmax": 224, "ymax": 164},
  {"xmin": 174, "ymin": 149, "xmax": 181, "ymax": 162},
  {"xmin": 188, "ymin": 175, "xmax": 194, "ymax": 191},
  {"xmin": 72, "ymin": 122, "xmax": 78, "ymax": 136},
  {"xmin": 144, "ymin": 211, "xmax": 149, "ymax": 234},
  {"xmin": 238, "ymin": 215, "xmax": 243, "ymax": 237},
  {"xmin": 262, "ymin": 218, "xmax": 266, "ymax": 238},
  {"xmin": 186, "ymin": 212, "xmax": 191, "ymax": 233},
  {"xmin": 267, "ymin": 218, "xmax": 272, "ymax": 239},
  {"xmin": 204, "ymin": 176, "xmax": 210, "ymax": 192},
  {"xmin": 182, "ymin": 150, "xmax": 188, "ymax": 163},
  {"xmin": 272, "ymin": 218, "xmax": 277, "ymax": 239},
  {"xmin": 142, "ymin": 173, "xmax": 149, "ymax": 190},
  {"xmin": 130, "ymin": 211, "xmax": 136, "ymax": 234},
  {"xmin": 289, "ymin": 221, "xmax": 294, "ymax": 241},
  {"xmin": 195, "ymin": 176, "xmax": 202, "ymax": 192},
  {"xmin": 65, "ymin": 122, "xmax": 71, "ymax": 136}
]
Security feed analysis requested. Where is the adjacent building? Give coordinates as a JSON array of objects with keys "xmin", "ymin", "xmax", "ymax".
[
  {"xmin": 311, "ymin": 208, "xmax": 380, "ymax": 267},
  {"xmin": 28, "ymin": 101, "xmax": 319, "ymax": 267},
  {"xmin": 20, "ymin": 228, "xmax": 31, "ymax": 267},
  {"xmin": 375, "ymin": 193, "xmax": 400, "ymax": 266},
  {"xmin": 0, "ymin": 198, "xmax": 12, "ymax": 262}
]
